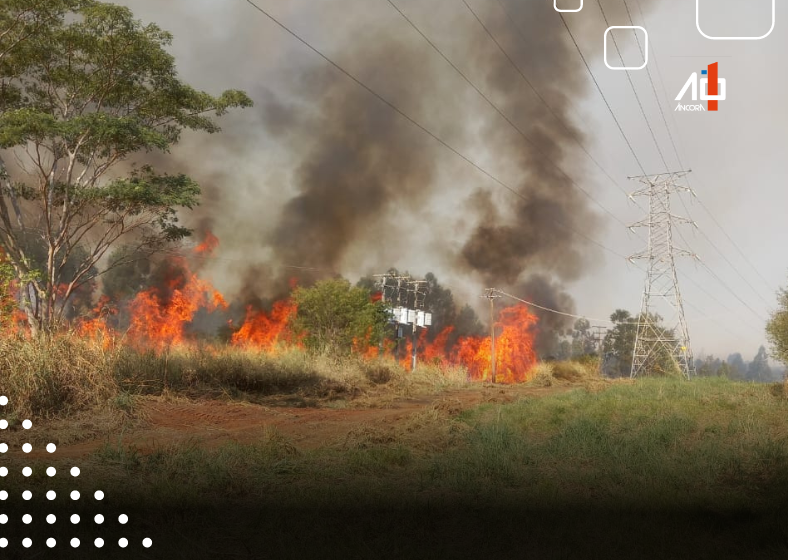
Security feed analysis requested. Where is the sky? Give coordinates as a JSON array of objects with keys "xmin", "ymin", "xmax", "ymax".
[{"xmin": 114, "ymin": 0, "xmax": 787, "ymax": 361}]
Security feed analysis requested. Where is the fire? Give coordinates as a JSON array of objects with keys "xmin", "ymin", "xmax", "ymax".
[
  {"xmin": 455, "ymin": 305, "xmax": 537, "ymax": 383},
  {"xmin": 194, "ymin": 231, "xmax": 220, "ymax": 255},
  {"xmin": 127, "ymin": 263, "xmax": 228, "ymax": 348},
  {"xmin": 1, "ymin": 228, "xmax": 540, "ymax": 384},
  {"xmin": 76, "ymin": 295, "xmax": 117, "ymax": 349},
  {"xmin": 231, "ymin": 299, "xmax": 297, "ymax": 350},
  {"xmin": 112, "ymin": 231, "xmax": 228, "ymax": 349}
]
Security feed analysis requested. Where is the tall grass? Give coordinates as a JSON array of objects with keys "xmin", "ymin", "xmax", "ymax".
[{"xmin": 0, "ymin": 334, "xmax": 470, "ymax": 418}]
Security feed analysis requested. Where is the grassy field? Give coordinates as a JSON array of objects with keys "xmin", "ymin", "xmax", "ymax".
[{"xmin": 2, "ymin": 346, "xmax": 788, "ymax": 560}]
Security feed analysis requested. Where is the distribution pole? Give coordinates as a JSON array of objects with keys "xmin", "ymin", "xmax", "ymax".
[
  {"xmin": 482, "ymin": 289, "xmax": 502, "ymax": 383},
  {"xmin": 628, "ymin": 171, "xmax": 697, "ymax": 379},
  {"xmin": 374, "ymin": 273, "xmax": 411, "ymax": 361},
  {"xmin": 408, "ymin": 280, "xmax": 428, "ymax": 372},
  {"xmin": 590, "ymin": 325, "xmax": 607, "ymax": 376}
]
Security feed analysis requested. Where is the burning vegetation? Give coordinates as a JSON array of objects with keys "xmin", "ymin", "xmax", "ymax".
[{"xmin": 3, "ymin": 232, "xmax": 541, "ymax": 384}]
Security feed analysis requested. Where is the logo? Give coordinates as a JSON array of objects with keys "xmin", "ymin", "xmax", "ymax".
[{"xmin": 675, "ymin": 62, "xmax": 725, "ymax": 112}]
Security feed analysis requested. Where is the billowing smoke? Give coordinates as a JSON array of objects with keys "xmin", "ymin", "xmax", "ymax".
[
  {"xmin": 256, "ymin": 2, "xmax": 598, "ymax": 298},
  {"xmin": 510, "ymin": 274, "xmax": 577, "ymax": 357},
  {"xmin": 117, "ymin": 0, "xmax": 647, "ymax": 348}
]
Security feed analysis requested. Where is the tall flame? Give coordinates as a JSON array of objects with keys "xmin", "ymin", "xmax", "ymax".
[
  {"xmin": 231, "ymin": 299, "xmax": 298, "ymax": 351},
  {"xmin": 455, "ymin": 305, "xmax": 537, "ymax": 383}
]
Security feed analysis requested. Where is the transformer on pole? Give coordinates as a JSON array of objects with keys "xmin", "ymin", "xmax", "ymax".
[{"xmin": 628, "ymin": 171, "xmax": 697, "ymax": 380}]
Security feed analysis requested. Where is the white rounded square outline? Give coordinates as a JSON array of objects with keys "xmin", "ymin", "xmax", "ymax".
[
  {"xmin": 554, "ymin": 0, "xmax": 582, "ymax": 13},
  {"xmin": 696, "ymin": 0, "xmax": 775, "ymax": 40},
  {"xmin": 603, "ymin": 26, "xmax": 648, "ymax": 71}
]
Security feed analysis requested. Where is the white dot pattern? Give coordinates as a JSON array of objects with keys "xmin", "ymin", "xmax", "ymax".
[{"xmin": 0, "ymin": 396, "xmax": 153, "ymax": 550}]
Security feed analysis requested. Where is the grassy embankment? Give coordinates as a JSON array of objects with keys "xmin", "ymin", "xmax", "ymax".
[{"xmin": 2, "ymin": 336, "xmax": 788, "ymax": 558}]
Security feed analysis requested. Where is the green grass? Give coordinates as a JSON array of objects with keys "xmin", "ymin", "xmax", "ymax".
[{"xmin": 7, "ymin": 377, "xmax": 788, "ymax": 559}]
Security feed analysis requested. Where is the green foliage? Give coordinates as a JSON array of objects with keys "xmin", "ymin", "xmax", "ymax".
[
  {"xmin": 602, "ymin": 309, "xmax": 636, "ymax": 377},
  {"xmin": 747, "ymin": 346, "xmax": 771, "ymax": 381},
  {"xmin": 767, "ymin": 286, "xmax": 788, "ymax": 367},
  {"xmin": 0, "ymin": 1, "xmax": 251, "ymax": 332},
  {"xmin": 292, "ymin": 279, "xmax": 389, "ymax": 354},
  {"xmin": 602, "ymin": 309, "xmax": 679, "ymax": 378},
  {"xmin": 0, "ymin": 258, "xmax": 16, "ymax": 326}
]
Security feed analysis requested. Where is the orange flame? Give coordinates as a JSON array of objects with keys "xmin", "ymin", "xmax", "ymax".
[
  {"xmin": 76, "ymin": 295, "xmax": 116, "ymax": 349},
  {"xmin": 231, "ymin": 299, "xmax": 297, "ymax": 351},
  {"xmin": 194, "ymin": 231, "xmax": 220, "ymax": 255},
  {"xmin": 455, "ymin": 305, "xmax": 537, "ymax": 383},
  {"xmin": 127, "ymin": 265, "xmax": 228, "ymax": 349}
]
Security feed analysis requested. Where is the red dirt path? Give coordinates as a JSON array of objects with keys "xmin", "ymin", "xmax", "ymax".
[{"xmin": 22, "ymin": 384, "xmax": 567, "ymax": 460}]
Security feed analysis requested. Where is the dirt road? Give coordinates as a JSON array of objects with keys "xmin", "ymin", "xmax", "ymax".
[{"xmin": 21, "ymin": 384, "xmax": 567, "ymax": 460}]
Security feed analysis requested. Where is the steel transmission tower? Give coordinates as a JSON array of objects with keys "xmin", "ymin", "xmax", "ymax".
[{"xmin": 628, "ymin": 171, "xmax": 697, "ymax": 379}]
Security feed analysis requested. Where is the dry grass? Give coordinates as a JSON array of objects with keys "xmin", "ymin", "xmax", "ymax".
[
  {"xmin": 0, "ymin": 334, "xmax": 119, "ymax": 419},
  {"xmin": 0, "ymin": 334, "xmax": 471, "ymax": 419},
  {"xmin": 529, "ymin": 363, "xmax": 555, "ymax": 387}
]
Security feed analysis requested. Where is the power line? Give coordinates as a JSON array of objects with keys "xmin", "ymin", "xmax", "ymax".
[
  {"xmin": 595, "ymin": 0, "xmax": 668, "ymax": 171},
  {"xmin": 557, "ymin": 11, "xmax": 647, "ymax": 177},
  {"xmin": 632, "ymin": 0, "xmax": 773, "ymax": 298},
  {"xmin": 493, "ymin": 289, "xmax": 614, "ymax": 324},
  {"xmin": 242, "ymin": 0, "xmax": 632, "ymax": 264},
  {"xmin": 621, "ymin": 0, "xmax": 681, "ymax": 170},
  {"xmin": 624, "ymin": 0, "xmax": 773, "ymax": 308},
  {"xmin": 385, "ymin": 0, "xmax": 629, "ymax": 230}
]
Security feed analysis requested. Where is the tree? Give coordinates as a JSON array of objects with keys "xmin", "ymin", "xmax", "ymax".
[
  {"xmin": 726, "ymin": 353, "xmax": 746, "ymax": 380},
  {"xmin": 767, "ymin": 285, "xmax": 788, "ymax": 367},
  {"xmin": 292, "ymin": 279, "xmax": 389, "ymax": 354},
  {"xmin": 747, "ymin": 346, "xmax": 771, "ymax": 382},
  {"xmin": 0, "ymin": 2, "xmax": 251, "ymax": 334},
  {"xmin": 602, "ymin": 310, "xmax": 636, "ymax": 377},
  {"xmin": 570, "ymin": 318, "xmax": 595, "ymax": 357}
]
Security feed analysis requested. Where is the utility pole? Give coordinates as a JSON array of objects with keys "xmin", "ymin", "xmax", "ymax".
[
  {"xmin": 482, "ymin": 289, "xmax": 502, "ymax": 383},
  {"xmin": 374, "ymin": 273, "xmax": 411, "ymax": 360},
  {"xmin": 590, "ymin": 325, "xmax": 607, "ymax": 376},
  {"xmin": 407, "ymin": 280, "xmax": 428, "ymax": 372},
  {"xmin": 628, "ymin": 171, "xmax": 697, "ymax": 380}
]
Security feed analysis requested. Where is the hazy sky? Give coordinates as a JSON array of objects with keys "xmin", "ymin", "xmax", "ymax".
[{"xmin": 115, "ymin": 0, "xmax": 786, "ymax": 361}]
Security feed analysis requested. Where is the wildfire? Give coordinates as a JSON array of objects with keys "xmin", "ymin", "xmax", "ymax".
[
  {"xmin": 127, "ymin": 261, "xmax": 228, "ymax": 349},
  {"xmin": 76, "ymin": 295, "xmax": 117, "ymax": 349},
  {"xmin": 1, "ymin": 229, "xmax": 541, "ymax": 384},
  {"xmin": 231, "ymin": 299, "xmax": 297, "ymax": 351},
  {"xmin": 455, "ymin": 305, "xmax": 537, "ymax": 383},
  {"xmin": 194, "ymin": 231, "xmax": 220, "ymax": 255}
]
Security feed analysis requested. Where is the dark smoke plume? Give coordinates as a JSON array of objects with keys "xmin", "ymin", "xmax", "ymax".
[
  {"xmin": 259, "ymin": 1, "xmax": 598, "ymax": 292},
  {"xmin": 117, "ymin": 0, "xmax": 651, "ymax": 341}
]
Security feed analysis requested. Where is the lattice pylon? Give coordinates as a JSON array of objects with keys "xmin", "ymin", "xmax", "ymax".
[{"xmin": 628, "ymin": 171, "xmax": 697, "ymax": 380}]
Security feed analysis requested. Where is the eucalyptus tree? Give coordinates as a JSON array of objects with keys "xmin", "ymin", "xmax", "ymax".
[{"xmin": 0, "ymin": 2, "xmax": 251, "ymax": 333}]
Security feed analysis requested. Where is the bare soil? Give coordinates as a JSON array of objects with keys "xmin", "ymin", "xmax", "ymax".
[{"xmin": 18, "ymin": 384, "xmax": 571, "ymax": 460}]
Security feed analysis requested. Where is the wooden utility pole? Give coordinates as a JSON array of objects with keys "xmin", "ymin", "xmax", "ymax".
[{"xmin": 482, "ymin": 289, "xmax": 502, "ymax": 383}]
